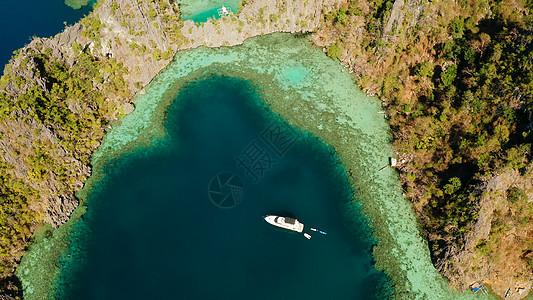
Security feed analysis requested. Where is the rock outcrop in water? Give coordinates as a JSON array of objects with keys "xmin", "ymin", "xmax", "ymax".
[{"xmin": 0, "ymin": 0, "xmax": 343, "ymax": 296}]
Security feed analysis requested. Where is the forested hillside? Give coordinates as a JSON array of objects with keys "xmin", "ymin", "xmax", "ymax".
[
  {"xmin": 0, "ymin": 37, "xmax": 132, "ymax": 298},
  {"xmin": 0, "ymin": 0, "xmax": 339, "ymax": 297},
  {"xmin": 315, "ymin": 0, "xmax": 533, "ymax": 296},
  {"xmin": 1, "ymin": 0, "xmax": 532, "ymax": 298}
]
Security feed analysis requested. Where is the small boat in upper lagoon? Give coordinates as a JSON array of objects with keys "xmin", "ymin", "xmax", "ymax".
[
  {"xmin": 264, "ymin": 215, "xmax": 304, "ymax": 233},
  {"xmin": 217, "ymin": 5, "xmax": 232, "ymax": 17}
]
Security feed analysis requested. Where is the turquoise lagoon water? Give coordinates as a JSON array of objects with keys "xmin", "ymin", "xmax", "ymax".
[
  {"xmin": 18, "ymin": 33, "xmax": 491, "ymax": 298},
  {"xmin": 54, "ymin": 76, "xmax": 392, "ymax": 299},
  {"xmin": 179, "ymin": 0, "xmax": 241, "ymax": 23},
  {"xmin": 0, "ymin": 0, "xmax": 94, "ymax": 69}
]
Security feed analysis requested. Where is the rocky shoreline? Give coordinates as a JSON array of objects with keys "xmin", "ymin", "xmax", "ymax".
[
  {"xmin": 2, "ymin": 0, "xmax": 531, "ymax": 298},
  {"xmin": 0, "ymin": 0, "xmax": 342, "ymax": 297},
  {"xmin": 1, "ymin": 0, "xmax": 343, "ymax": 227}
]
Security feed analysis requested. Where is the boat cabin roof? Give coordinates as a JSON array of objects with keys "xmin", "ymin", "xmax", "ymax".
[{"xmin": 284, "ymin": 217, "xmax": 296, "ymax": 224}]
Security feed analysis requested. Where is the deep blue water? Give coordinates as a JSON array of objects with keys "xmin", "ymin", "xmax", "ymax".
[
  {"xmin": 0, "ymin": 0, "xmax": 94, "ymax": 70},
  {"xmin": 55, "ymin": 76, "xmax": 392, "ymax": 299}
]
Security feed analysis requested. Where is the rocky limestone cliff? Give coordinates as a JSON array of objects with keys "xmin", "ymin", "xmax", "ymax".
[
  {"xmin": 309, "ymin": 0, "xmax": 533, "ymax": 297},
  {"xmin": 1, "ymin": 0, "xmax": 343, "ymax": 228},
  {"xmin": 0, "ymin": 0, "xmax": 345, "ymax": 296},
  {"xmin": 39, "ymin": 0, "xmax": 341, "ymax": 105},
  {"xmin": 0, "ymin": 294, "xmax": 16, "ymax": 300},
  {"xmin": 438, "ymin": 168, "xmax": 533, "ymax": 299}
]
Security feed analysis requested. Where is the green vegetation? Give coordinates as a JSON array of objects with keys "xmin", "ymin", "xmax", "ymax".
[
  {"xmin": 395, "ymin": 14, "xmax": 533, "ymax": 254},
  {"xmin": 326, "ymin": 43, "xmax": 343, "ymax": 60},
  {"xmin": 321, "ymin": 0, "xmax": 533, "ymax": 276},
  {"xmin": 111, "ymin": 2, "xmax": 119, "ymax": 15},
  {"xmin": 0, "ymin": 0, "xmax": 531, "ymax": 296},
  {"xmin": 152, "ymin": 49, "xmax": 174, "ymax": 61},
  {"xmin": 507, "ymin": 187, "xmax": 528, "ymax": 204},
  {"xmin": 0, "ymin": 40, "xmax": 131, "ymax": 298},
  {"xmin": 416, "ymin": 61, "xmax": 434, "ymax": 78},
  {"xmin": 324, "ymin": 5, "xmax": 352, "ymax": 26},
  {"xmin": 0, "ymin": 0, "xmax": 189, "ymax": 296},
  {"xmin": 0, "ymin": 161, "xmax": 40, "ymax": 298},
  {"xmin": 395, "ymin": 9, "xmax": 532, "ymax": 261},
  {"xmin": 149, "ymin": 8, "xmax": 157, "ymax": 20},
  {"xmin": 81, "ymin": 16, "xmax": 103, "ymax": 40},
  {"xmin": 6, "ymin": 49, "xmax": 130, "ymax": 164}
]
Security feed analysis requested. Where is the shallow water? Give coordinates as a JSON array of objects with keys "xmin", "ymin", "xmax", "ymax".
[
  {"xmin": 18, "ymin": 33, "xmax": 491, "ymax": 299},
  {"xmin": 65, "ymin": 0, "xmax": 94, "ymax": 10},
  {"xmin": 178, "ymin": 0, "xmax": 241, "ymax": 23},
  {"xmin": 53, "ymin": 76, "xmax": 391, "ymax": 299},
  {"xmin": 0, "ymin": 0, "xmax": 93, "ymax": 69}
]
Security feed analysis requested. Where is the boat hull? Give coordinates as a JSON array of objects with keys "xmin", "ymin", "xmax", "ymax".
[{"xmin": 264, "ymin": 215, "xmax": 304, "ymax": 233}]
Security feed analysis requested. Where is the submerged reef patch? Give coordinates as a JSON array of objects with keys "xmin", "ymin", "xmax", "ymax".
[
  {"xmin": 84, "ymin": 33, "xmax": 483, "ymax": 298},
  {"xmin": 64, "ymin": 0, "xmax": 93, "ymax": 10},
  {"xmin": 18, "ymin": 33, "xmax": 488, "ymax": 299}
]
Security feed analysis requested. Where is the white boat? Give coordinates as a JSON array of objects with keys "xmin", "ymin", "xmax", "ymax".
[
  {"xmin": 217, "ymin": 5, "xmax": 232, "ymax": 17},
  {"xmin": 264, "ymin": 215, "xmax": 304, "ymax": 233},
  {"xmin": 303, "ymin": 233, "xmax": 312, "ymax": 239}
]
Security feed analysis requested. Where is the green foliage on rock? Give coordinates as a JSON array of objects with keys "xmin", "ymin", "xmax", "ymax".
[
  {"xmin": 439, "ymin": 63, "xmax": 457, "ymax": 88},
  {"xmin": 416, "ymin": 61, "xmax": 434, "ymax": 78},
  {"xmin": 507, "ymin": 187, "xmax": 528, "ymax": 204},
  {"xmin": 336, "ymin": 6, "xmax": 349, "ymax": 25},
  {"xmin": 444, "ymin": 177, "xmax": 461, "ymax": 195},
  {"xmin": 0, "ymin": 42, "xmax": 132, "ymax": 296},
  {"xmin": 321, "ymin": 0, "xmax": 533, "ymax": 268},
  {"xmin": 149, "ymin": 8, "xmax": 157, "ymax": 20},
  {"xmin": 326, "ymin": 43, "xmax": 343, "ymax": 60},
  {"xmin": 0, "ymin": 160, "xmax": 41, "ymax": 298},
  {"xmin": 81, "ymin": 16, "xmax": 103, "ymax": 40},
  {"xmin": 394, "ymin": 5, "xmax": 533, "ymax": 262}
]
